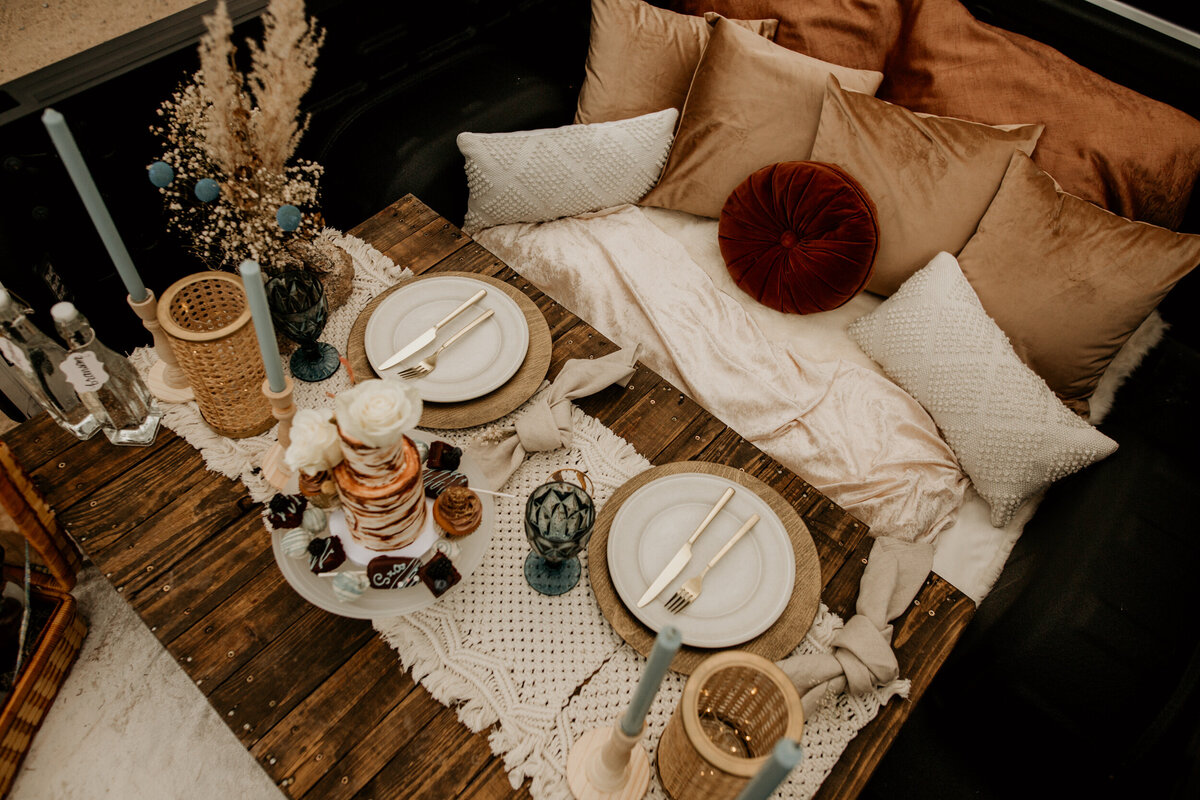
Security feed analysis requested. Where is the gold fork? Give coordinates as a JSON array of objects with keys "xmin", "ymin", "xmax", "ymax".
[
  {"xmin": 664, "ymin": 513, "xmax": 760, "ymax": 614},
  {"xmin": 395, "ymin": 308, "xmax": 495, "ymax": 380}
]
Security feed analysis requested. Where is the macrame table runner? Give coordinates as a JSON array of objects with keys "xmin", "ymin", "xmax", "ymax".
[{"xmin": 133, "ymin": 231, "xmax": 900, "ymax": 799}]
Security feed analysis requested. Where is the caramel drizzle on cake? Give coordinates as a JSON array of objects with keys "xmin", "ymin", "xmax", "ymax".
[{"xmin": 332, "ymin": 430, "xmax": 426, "ymax": 550}]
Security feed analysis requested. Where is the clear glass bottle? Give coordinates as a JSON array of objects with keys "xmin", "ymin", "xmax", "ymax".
[
  {"xmin": 50, "ymin": 301, "xmax": 161, "ymax": 446},
  {"xmin": 0, "ymin": 288, "xmax": 101, "ymax": 440}
]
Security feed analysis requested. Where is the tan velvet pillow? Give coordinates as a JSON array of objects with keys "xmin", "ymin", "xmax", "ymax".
[
  {"xmin": 881, "ymin": 0, "xmax": 1200, "ymax": 229},
  {"xmin": 810, "ymin": 76, "xmax": 1043, "ymax": 296},
  {"xmin": 640, "ymin": 17, "xmax": 882, "ymax": 219},
  {"xmin": 574, "ymin": 0, "xmax": 778, "ymax": 125},
  {"xmin": 667, "ymin": 0, "xmax": 902, "ymax": 72},
  {"xmin": 957, "ymin": 152, "xmax": 1200, "ymax": 417}
]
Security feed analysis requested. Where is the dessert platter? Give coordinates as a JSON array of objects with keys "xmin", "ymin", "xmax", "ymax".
[{"xmin": 270, "ymin": 433, "xmax": 494, "ymax": 620}]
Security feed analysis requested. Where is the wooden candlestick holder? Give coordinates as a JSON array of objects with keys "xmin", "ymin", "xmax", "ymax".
[
  {"xmin": 261, "ymin": 376, "xmax": 298, "ymax": 494},
  {"xmin": 567, "ymin": 721, "xmax": 651, "ymax": 800},
  {"xmin": 128, "ymin": 289, "xmax": 194, "ymax": 403}
]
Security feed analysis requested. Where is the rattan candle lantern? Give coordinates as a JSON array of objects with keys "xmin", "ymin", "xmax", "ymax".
[
  {"xmin": 656, "ymin": 651, "xmax": 804, "ymax": 800},
  {"xmin": 157, "ymin": 272, "xmax": 275, "ymax": 438}
]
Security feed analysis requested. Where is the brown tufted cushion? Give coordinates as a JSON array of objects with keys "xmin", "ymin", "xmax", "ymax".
[{"xmin": 718, "ymin": 161, "xmax": 879, "ymax": 314}]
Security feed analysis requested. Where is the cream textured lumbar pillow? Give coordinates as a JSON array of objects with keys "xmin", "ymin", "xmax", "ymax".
[
  {"xmin": 457, "ymin": 108, "xmax": 678, "ymax": 234},
  {"xmin": 847, "ymin": 251, "xmax": 1118, "ymax": 526}
]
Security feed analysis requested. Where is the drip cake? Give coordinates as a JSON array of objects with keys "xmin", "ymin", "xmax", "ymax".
[{"xmin": 332, "ymin": 429, "xmax": 427, "ymax": 550}]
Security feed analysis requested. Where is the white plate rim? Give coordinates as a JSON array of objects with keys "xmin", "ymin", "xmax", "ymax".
[
  {"xmin": 271, "ymin": 434, "xmax": 492, "ymax": 619},
  {"xmin": 364, "ymin": 275, "xmax": 530, "ymax": 402},
  {"xmin": 606, "ymin": 472, "xmax": 796, "ymax": 648}
]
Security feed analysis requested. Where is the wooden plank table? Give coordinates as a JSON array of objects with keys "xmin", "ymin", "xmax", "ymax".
[{"xmin": 0, "ymin": 195, "xmax": 975, "ymax": 799}]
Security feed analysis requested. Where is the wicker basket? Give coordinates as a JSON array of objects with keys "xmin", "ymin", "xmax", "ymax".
[
  {"xmin": 157, "ymin": 272, "xmax": 275, "ymax": 438},
  {"xmin": 656, "ymin": 651, "xmax": 804, "ymax": 800},
  {"xmin": 0, "ymin": 570, "xmax": 87, "ymax": 798}
]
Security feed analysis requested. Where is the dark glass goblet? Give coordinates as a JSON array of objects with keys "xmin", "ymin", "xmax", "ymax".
[
  {"xmin": 523, "ymin": 481, "xmax": 596, "ymax": 596},
  {"xmin": 265, "ymin": 270, "xmax": 340, "ymax": 382}
]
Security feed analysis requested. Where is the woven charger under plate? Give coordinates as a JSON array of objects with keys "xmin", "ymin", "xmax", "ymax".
[
  {"xmin": 589, "ymin": 461, "xmax": 821, "ymax": 675},
  {"xmin": 347, "ymin": 271, "xmax": 551, "ymax": 429},
  {"xmin": 157, "ymin": 272, "xmax": 274, "ymax": 439},
  {"xmin": 657, "ymin": 650, "xmax": 804, "ymax": 800}
]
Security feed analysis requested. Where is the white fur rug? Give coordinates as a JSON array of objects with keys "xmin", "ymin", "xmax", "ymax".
[{"xmin": 9, "ymin": 566, "xmax": 281, "ymax": 800}]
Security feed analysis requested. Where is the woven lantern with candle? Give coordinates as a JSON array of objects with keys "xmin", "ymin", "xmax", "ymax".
[
  {"xmin": 157, "ymin": 272, "xmax": 274, "ymax": 438},
  {"xmin": 656, "ymin": 651, "xmax": 804, "ymax": 800}
]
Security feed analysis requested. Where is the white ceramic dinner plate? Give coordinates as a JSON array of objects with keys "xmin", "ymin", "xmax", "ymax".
[
  {"xmin": 364, "ymin": 275, "xmax": 529, "ymax": 402},
  {"xmin": 271, "ymin": 435, "xmax": 492, "ymax": 619},
  {"xmin": 607, "ymin": 473, "xmax": 795, "ymax": 648}
]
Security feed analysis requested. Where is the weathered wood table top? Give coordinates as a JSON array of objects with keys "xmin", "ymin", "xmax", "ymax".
[{"xmin": 1, "ymin": 195, "xmax": 974, "ymax": 799}]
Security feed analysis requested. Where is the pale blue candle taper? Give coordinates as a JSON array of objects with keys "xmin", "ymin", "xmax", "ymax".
[
  {"xmin": 733, "ymin": 739, "xmax": 804, "ymax": 800},
  {"xmin": 238, "ymin": 260, "xmax": 287, "ymax": 392},
  {"xmin": 41, "ymin": 108, "xmax": 148, "ymax": 303},
  {"xmin": 619, "ymin": 625, "xmax": 682, "ymax": 737}
]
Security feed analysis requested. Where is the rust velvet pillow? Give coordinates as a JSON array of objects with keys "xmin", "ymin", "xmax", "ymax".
[
  {"xmin": 718, "ymin": 161, "xmax": 879, "ymax": 314},
  {"xmin": 574, "ymin": 0, "xmax": 778, "ymax": 124},
  {"xmin": 640, "ymin": 17, "xmax": 883, "ymax": 219},
  {"xmin": 810, "ymin": 75, "xmax": 1043, "ymax": 296},
  {"xmin": 667, "ymin": 0, "xmax": 902, "ymax": 72},
  {"xmin": 957, "ymin": 152, "xmax": 1200, "ymax": 417},
  {"xmin": 881, "ymin": 0, "xmax": 1200, "ymax": 229}
]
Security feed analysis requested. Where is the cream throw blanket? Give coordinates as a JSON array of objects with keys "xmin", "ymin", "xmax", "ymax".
[{"xmin": 476, "ymin": 205, "xmax": 969, "ymax": 545}]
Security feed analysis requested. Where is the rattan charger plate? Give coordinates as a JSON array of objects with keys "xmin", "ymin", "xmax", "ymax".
[
  {"xmin": 348, "ymin": 272, "xmax": 552, "ymax": 429},
  {"xmin": 589, "ymin": 461, "xmax": 822, "ymax": 675}
]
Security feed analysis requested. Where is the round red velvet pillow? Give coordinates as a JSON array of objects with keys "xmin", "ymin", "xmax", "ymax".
[{"xmin": 719, "ymin": 161, "xmax": 879, "ymax": 314}]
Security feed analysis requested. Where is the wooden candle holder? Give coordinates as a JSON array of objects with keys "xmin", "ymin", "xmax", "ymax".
[
  {"xmin": 260, "ymin": 376, "xmax": 298, "ymax": 494},
  {"xmin": 567, "ymin": 721, "xmax": 651, "ymax": 800},
  {"xmin": 127, "ymin": 289, "xmax": 194, "ymax": 403}
]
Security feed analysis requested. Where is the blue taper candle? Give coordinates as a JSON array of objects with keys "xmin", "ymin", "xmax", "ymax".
[
  {"xmin": 41, "ymin": 108, "xmax": 148, "ymax": 303},
  {"xmin": 619, "ymin": 625, "xmax": 682, "ymax": 737},
  {"xmin": 237, "ymin": 260, "xmax": 287, "ymax": 392},
  {"xmin": 733, "ymin": 739, "xmax": 804, "ymax": 800}
]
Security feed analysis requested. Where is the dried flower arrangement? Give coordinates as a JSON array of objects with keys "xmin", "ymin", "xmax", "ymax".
[{"xmin": 150, "ymin": 0, "xmax": 349, "ymax": 298}]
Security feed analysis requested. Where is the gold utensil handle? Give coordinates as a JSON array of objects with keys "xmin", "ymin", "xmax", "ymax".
[
  {"xmin": 435, "ymin": 288, "xmax": 487, "ymax": 330},
  {"xmin": 438, "ymin": 308, "xmax": 495, "ymax": 352},
  {"xmin": 687, "ymin": 486, "xmax": 735, "ymax": 545},
  {"xmin": 705, "ymin": 513, "xmax": 760, "ymax": 569}
]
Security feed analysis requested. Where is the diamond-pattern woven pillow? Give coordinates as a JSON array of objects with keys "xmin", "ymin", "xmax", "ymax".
[
  {"xmin": 457, "ymin": 109, "xmax": 677, "ymax": 234},
  {"xmin": 848, "ymin": 252, "xmax": 1117, "ymax": 526}
]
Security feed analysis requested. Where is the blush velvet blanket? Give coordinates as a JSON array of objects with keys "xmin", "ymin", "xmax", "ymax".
[{"xmin": 476, "ymin": 204, "xmax": 1041, "ymax": 602}]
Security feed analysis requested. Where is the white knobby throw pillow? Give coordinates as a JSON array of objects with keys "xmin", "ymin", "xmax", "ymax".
[
  {"xmin": 847, "ymin": 252, "xmax": 1118, "ymax": 526},
  {"xmin": 457, "ymin": 108, "xmax": 678, "ymax": 234}
]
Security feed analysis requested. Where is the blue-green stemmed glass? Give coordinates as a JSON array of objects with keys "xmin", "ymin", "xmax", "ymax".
[
  {"xmin": 265, "ymin": 270, "xmax": 340, "ymax": 382},
  {"xmin": 523, "ymin": 481, "xmax": 596, "ymax": 596}
]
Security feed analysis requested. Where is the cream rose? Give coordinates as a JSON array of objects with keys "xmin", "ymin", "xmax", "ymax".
[
  {"xmin": 334, "ymin": 378, "xmax": 422, "ymax": 448},
  {"xmin": 284, "ymin": 408, "xmax": 343, "ymax": 475}
]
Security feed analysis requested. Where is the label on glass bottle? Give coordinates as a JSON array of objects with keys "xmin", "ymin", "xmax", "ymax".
[
  {"xmin": 0, "ymin": 338, "xmax": 31, "ymax": 375},
  {"xmin": 60, "ymin": 351, "xmax": 110, "ymax": 392}
]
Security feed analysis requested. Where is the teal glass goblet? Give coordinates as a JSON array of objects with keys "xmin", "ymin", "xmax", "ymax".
[
  {"xmin": 523, "ymin": 481, "xmax": 596, "ymax": 596},
  {"xmin": 265, "ymin": 270, "xmax": 340, "ymax": 382}
]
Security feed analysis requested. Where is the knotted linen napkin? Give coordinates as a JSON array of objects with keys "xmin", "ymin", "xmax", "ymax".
[
  {"xmin": 469, "ymin": 346, "xmax": 640, "ymax": 489},
  {"xmin": 778, "ymin": 536, "xmax": 933, "ymax": 720}
]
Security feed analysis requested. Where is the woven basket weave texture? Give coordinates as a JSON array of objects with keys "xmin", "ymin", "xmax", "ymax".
[
  {"xmin": 158, "ymin": 273, "xmax": 274, "ymax": 439},
  {"xmin": 657, "ymin": 651, "xmax": 804, "ymax": 799}
]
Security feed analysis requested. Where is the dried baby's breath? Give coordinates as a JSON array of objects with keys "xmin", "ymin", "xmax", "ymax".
[{"xmin": 152, "ymin": 0, "xmax": 326, "ymax": 273}]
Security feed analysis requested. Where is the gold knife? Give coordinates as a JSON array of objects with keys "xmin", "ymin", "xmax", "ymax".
[
  {"xmin": 379, "ymin": 287, "xmax": 487, "ymax": 370},
  {"xmin": 637, "ymin": 486, "xmax": 736, "ymax": 608}
]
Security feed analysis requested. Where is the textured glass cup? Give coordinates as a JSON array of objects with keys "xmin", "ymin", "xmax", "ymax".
[
  {"xmin": 523, "ymin": 481, "xmax": 596, "ymax": 595},
  {"xmin": 265, "ymin": 270, "xmax": 340, "ymax": 382}
]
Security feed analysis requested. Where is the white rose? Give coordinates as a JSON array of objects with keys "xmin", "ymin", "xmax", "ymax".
[
  {"xmin": 284, "ymin": 408, "xmax": 343, "ymax": 475},
  {"xmin": 334, "ymin": 378, "xmax": 422, "ymax": 448}
]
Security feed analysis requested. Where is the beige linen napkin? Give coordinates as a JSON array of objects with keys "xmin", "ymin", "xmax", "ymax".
[
  {"xmin": 469, "ymin": 346, "xmax": 639, "ymax": 489},
  {"xmin": 778, "ymin": 537, "xmax": 933, "ymax": 720}
]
